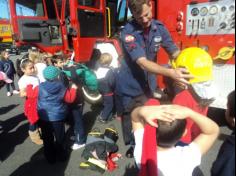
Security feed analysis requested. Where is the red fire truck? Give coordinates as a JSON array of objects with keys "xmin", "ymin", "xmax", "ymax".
[
  {"xmin": 8, "ymin": 0, "xmax": 235, "ymax": 108},
  {"xmin": 0, "ymin": 19, "xmax": 12, "ymax": 48},
  {"xmin": 0, "ymin": 0, "xmax": 13, "ymax": 50},
  {"xmin": 0, "ymin": 0, "xmax": 22, "ymax": 54}
]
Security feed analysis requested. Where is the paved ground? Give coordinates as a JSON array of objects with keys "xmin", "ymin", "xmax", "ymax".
[{"xmin": 0, "ymin": 54, "xmax": 232, "ymax": 176}]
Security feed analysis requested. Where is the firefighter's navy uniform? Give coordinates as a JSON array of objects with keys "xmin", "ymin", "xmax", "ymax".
[{"xmin": 117, "ymin": 19, "xmax": 179, "ymax": 145}]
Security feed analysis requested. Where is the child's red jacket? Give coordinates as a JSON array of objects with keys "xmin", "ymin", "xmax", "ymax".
[
  {"xmin": 173, "ymin": 90, "xmax": 208, "ymax": 143},
  {"xmin": 24, "ymin": 85, "xmax": 39, "ymax": 125}
]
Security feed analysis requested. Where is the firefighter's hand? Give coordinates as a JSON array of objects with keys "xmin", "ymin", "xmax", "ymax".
[{"xmin": 170, "ymin": 68, "xmax": 194, "ymax": 85}]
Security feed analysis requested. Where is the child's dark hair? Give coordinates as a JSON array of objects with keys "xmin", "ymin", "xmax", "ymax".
[
  {"xmin": 156, "ymin": 119, "xmax": 187, "ymax": 148},
  {"xmin": 228, "ymin": 91, "xmax": 235, "ymax": 118},
  {"xmin": 189, "ymin": 86, "xmax": 214, "ymax": 109},
  {"xmin": 52, "ymin": 55, "xmax": 64, "ymax": 65},
  {"xmin": 20, "ymin": 59, "xmax": 34, "ymax": 69}
]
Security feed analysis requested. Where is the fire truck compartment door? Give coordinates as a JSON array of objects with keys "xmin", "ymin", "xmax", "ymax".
[
  {"xmin": 9, "ymin": 0, "xmax": 63, "ymax": 47},
  {"xmin": 78, "ymin": 10, "xmax": 105, "ymax": 37},
  {"xmin": 17, "ymin": 19, "xmax": 62, "ymax": 46}
]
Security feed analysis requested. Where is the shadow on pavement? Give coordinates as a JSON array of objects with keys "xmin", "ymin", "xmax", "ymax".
[
  {"xmin": 0, "ymin": 113, "xmax": 28, "ymax": 161},
  {"xmin": 83, "ymin": 104, "xmax": 102, "ymax": 134},
  {"xmin": 9, "ymin": 127, "xmax": 73, "ymax": 176},
  {"xmin": 0, "ymin": 104, "xmax": 20, "ymax": 116},
  {"xmin": 123, "ymin": 165, "xmax": 139, "ymax": 176},
  {"xmin": 9, "ymin": 148, "xmax": 71, "ymax": 176}
]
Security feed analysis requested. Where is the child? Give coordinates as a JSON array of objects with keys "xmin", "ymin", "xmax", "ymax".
[
  {"xmin": 18, "ymin": 59, "xmax": 43, "ymax": 145},
  {"xmin": 29, "ymin": 51, "xmax": 47, "ymax": 83},
  {"xmin": 52, "ymin": 55, "xmax": 69, "ymax": 87},
  {"xmin": 52, "ymin": 55, "xmax": 86, "ymax": 150},
  {"xmin": 0, "ymin": 71, "xmax": 13, "ymax": 132},
  {"xmin": 69, "ymin": 87, "xmax": 86, "ymax": 150},
  {"xmin": 0, "ymin": 50, "xmax": 19, "ymax": 96},
  {"xmin": 131, "ymin": 99, "xmax": 219, "ymax": 176},
  {"xmin": 211, "ymin": 90, "xmax": 235, "ymax": 176},
  {"xmin": 37, "ymin": 66, "xmax": 77, "ymax": 164},
  {"xmin": 95, "ymin": 53, "xmax": 115, "ymax": 123},
  {"xmin": 172, "ymin": 47, "xmax": 216, "ymax": 144},
  {"xmin": 52, "ymin": 55, "xmax": 65, "ymax": 69}
]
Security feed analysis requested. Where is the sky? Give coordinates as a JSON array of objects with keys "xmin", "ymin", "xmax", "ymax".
[
  {"xmin": 0, "ymin": 0, "xmax": 35, "ymax": 19},
  {"xmin": 0, "ymin": 0, "xmax": 9, "ymax": 19},
  {"xmin": 117, "ymin": 0, "xmax": 132, "ymax": 20}
]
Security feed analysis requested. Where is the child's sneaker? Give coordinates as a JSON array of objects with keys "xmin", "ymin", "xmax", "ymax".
[
  {"xmin": 70, "ymin": 135, "xmax": 75, "ymax": 141},
  {"xmin": 13, "ymin": 90, "xmax": 20, "ymax": 95},
  {"xmin": 7, "ymin": 92, "xmax": 12, "ymax": 97},
  {"xmin": 71, "ymin": 143, "xmax": 85, "ymax": 150},
  {"xmin": 98, "ymin": 116, "xmax": 107, "ymax": 124}
]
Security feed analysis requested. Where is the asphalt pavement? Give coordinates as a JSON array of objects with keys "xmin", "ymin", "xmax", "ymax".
[{"xmin": 0, "ymin": 54, "xmax": 232, "ymax": 176}]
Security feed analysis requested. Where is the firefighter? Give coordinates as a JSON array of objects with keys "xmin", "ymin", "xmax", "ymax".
[{"xmin": 117, "ymin": 0, "xmax": 193, "ymax": 157}]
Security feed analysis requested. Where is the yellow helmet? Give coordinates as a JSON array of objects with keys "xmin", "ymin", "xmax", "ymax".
[{"xmin": 172, "ymin": 47, "xmax": 213, "ymax": 84}]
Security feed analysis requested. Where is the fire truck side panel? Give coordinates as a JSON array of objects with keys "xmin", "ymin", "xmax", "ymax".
[
  {"xmin": 157, "ymin": 0, "xmax": 235, "ymax": 64},
  {"xmin": 156, "ymin": 0, "xmax": 235, "ymax": 109},
  {"xmin": 8, "ymin": 0, "xmax": 64, "ymax": 54}
]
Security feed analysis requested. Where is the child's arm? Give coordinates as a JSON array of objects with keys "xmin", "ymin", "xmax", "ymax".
[
  {"xmin": 12, "ymin": 61, "xmax": 17, "ymax": 75},
  {"xmin": 162, "ymin": 105, "xmax": 220, "ymax": 155},
  {"xmin": 133, "ymin": 105, "xmax": 219, "ymax": 155},
  {"xmin": 189, "ymin": 110, "xmax": 220, "ymax": 155},
  {"xmin": 64, "ymin": 83, "xmax": 78, "ymax": 103},
  {"xmin": 19, "ymin": 88, "xmax": 27, "ymax": 98},
  {"xmin": 131, "ymin": 106, "xmax": 175, "ymax": 131}
]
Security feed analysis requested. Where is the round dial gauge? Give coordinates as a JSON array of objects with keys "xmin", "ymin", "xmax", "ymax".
[
  {"xmin": 200, "ymin": 7, "xmax": 208, "ymax": 16},
  {"xmin": 229, "ymin": 5, "xmax": 235, "ymax": 11},
  {"xmin": 209, "ymin": 5, "xmax": 218, "ymax": 15},
  {"xmin": 191, "ymin": 8, "xmax": 200, "ymax": 16},
  {"xmin": 221, "ymin": 6, "xmax": 227, "ymax": 12}
]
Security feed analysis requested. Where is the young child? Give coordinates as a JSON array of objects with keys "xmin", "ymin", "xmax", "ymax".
[
  {"xmin": 52, "ymin": 55, "xmax": 69, "ymax": 87},
  {"xmin": 132, "ymin": 99, "xmax": 219, "ymax": 176},
  {"xmin": 0, "ymin": 50, "xmax": 19, "ymax": 96},
  {"xmin": 95, "ymin": 53, "xmax": 115, "ymax": 123},
  {"xmin": 172, "ymin": 47, "xmax": 216, "ymax": 144},
  {"xmin": 211, "ymin": 90, "xmax": 235, "ymax": 176},
  {"xmin": 18, "ymin": 59, "xmax": 43, "ymax": 145},
  {"xmin": 52, "ymin": 55, "xmax": 86, "ymax": 150},
  {"xmin": 37, "ymin": 66, "xmax": 78, "ymax": 164},
  {"xmin": 69, "ymin": 84, "xmax": 86, "ymax": 150},
  {"xmin": 0, "ymin": 71, "xmax": 13, "ymax": 132},
  {"xmin": 29, "ymin": 51, "xmax": 47, "ymax": 83}
]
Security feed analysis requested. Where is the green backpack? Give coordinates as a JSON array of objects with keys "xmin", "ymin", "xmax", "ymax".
[{"xmin": 63, "ymin": 63, "xmax": 98, "ymax": 92}]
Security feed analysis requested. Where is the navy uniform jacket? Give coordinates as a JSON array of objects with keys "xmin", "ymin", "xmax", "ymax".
[
  {"xmin": 117, "ymin": 19, "xmax": 178, "ymax": 99},
  {"xmin": 211, "ymin": 133, "xmax": 235, "ymax": 176}
]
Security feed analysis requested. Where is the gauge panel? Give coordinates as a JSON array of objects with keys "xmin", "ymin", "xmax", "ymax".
[
  {"xmin": 200, "ymin": 7, "xmax": 208, "ymax": 16},
  {"xmin": 191, "ymin": 8, "xmax": 200, "ymax": 16},
  {"xmin": 209, "ymin": 5, "xmax": 218, "ymax": 15},
  {"xmin": 186, "ymin": 0, "xmax": 235, "ymax": 35}
]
